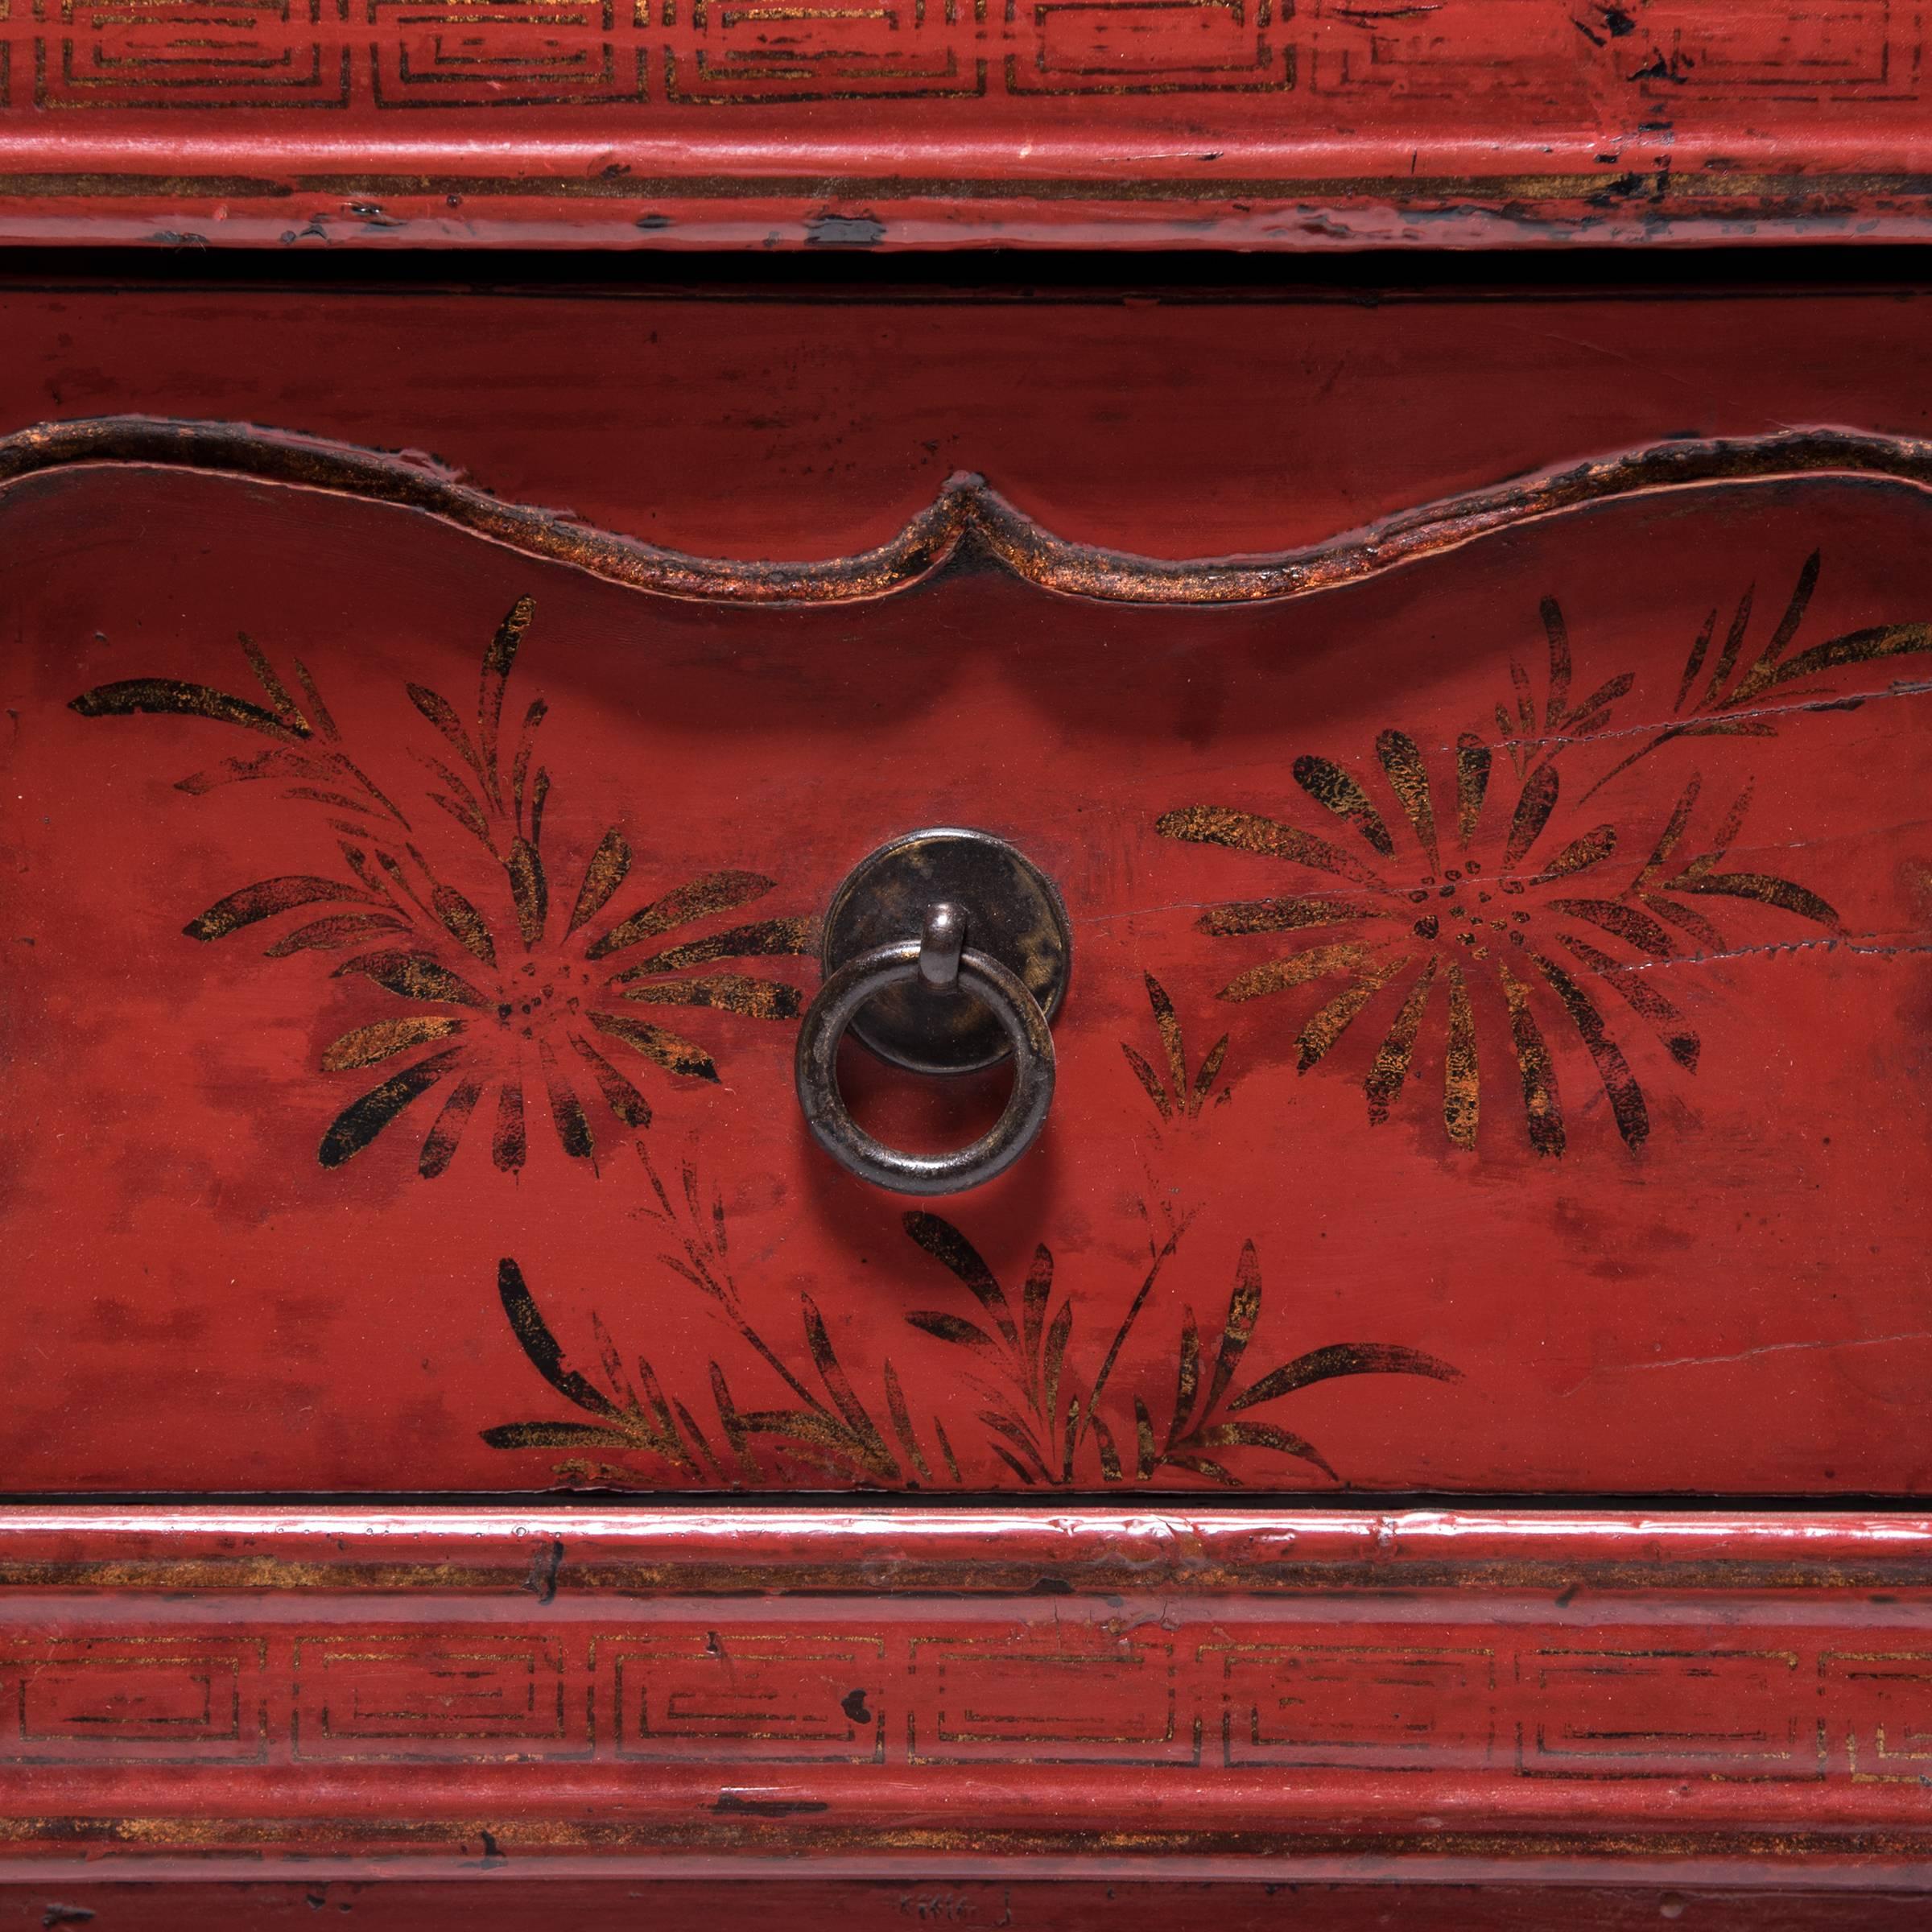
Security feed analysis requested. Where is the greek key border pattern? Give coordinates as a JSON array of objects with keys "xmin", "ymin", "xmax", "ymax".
[
  {"xmin": 0, "ymin": 0, "xmax": 1918, "ymax": 112},
  {"xmin": 4, "ymin": 1616, "xmax": 1927, "ymax": 1784}
]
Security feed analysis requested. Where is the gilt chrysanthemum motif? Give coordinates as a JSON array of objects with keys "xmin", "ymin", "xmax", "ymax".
[
  {"xmin": 72, "ymin": 598, "xmax": 812, "ymax": 1175},
  {"xmin": 1158, "ymin": 554, "xmax": 1930, "ymax": 1155}
]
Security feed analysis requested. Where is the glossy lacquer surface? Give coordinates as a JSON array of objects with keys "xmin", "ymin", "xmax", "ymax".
[{"xmin": 2, "ymin": 411, "xmax": 1929, "ymax": 1494}]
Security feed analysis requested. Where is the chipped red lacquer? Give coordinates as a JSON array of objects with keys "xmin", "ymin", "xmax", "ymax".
[
  {"xmin": 0, "ymin": 1505, "xmax": 1927, "ymax": 1886},
  {"xmin": 0, "ymin": 0, "xmax": 1930, "ymax": 247},
  {"xmin": 2, "ymin": 275, "xmax": 1930, "ymax": 1907},
  {"xmin": 6, "ymin": 419, "xmax": 1932, "ymax": 1496}
]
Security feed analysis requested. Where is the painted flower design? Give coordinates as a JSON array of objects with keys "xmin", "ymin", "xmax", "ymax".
[
  {"xmin": 483, "ymin": 1153, "xmax": 1462, "ymax": 1491},
  {"xmin": 1158, "ymin": 556, "xmax": 1927, "ymax": 1156},
  {"xmin": 72, "ymin": 597, "xmax": 812, "ymax": 1174}
]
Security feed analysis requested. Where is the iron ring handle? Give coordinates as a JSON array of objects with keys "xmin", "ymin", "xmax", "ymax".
[{"xmin": 794, "ymin": 938, "xmax": 1056, "ymax": 1196}]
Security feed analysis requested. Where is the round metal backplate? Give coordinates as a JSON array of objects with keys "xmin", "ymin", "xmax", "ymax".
[{"xmin": 819, "ymin": 828, "xmax": 1072, "ymax": 1075}]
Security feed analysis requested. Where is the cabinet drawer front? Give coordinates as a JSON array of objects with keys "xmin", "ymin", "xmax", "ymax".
[
  {"xmin": 6, "ymin": 419, "xmax": 1928, "ymax": 1497},
  {"xmin": 2, "ymin": 281, "xmax": 1930, "ymax": 1500}
]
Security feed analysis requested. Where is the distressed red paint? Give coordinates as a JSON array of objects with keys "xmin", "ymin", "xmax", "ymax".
[
  {"xmin": 0, "ymin": 1506, "xmax": 1926, "ymax": 1886},
  {"xmin": 0, "ymin": 0, "xmax": 1928, "ymax": 246},
  {"xmin": 3, "ymin": 414, "xmax": 1930, "ymax": 1496},
  {"xmin": 0, "ymin": 261, "xmax": 1930, "ymax": 1915}
]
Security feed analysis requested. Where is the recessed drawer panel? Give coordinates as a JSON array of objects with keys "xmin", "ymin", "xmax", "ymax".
[
  {"xmin": 2, "ymin": 283, "xmax": 1929, "ymax": 1500},
  {"xmin": 5, "ymin": 432, "xmax": 1927, "ymax": 1497}
]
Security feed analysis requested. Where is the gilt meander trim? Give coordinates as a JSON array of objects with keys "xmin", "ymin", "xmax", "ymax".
[
  {"xmin": 0, "ymin": 1510, "xmax": 1928, "ymax": 1877},
  {"xmin": 0, "ymin": 0, "xmax": 1929, "ymax": 257},
  {"xmin": 12, "ymin": 415, "xmax": 1932, "ymax": 605}
]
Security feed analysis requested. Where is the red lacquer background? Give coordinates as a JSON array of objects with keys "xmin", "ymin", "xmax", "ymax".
[
  {"xmin": 0, "ymin": 213, "xmax": 1929, "ymax": 1921},
  {"xmin": 3, "ymin": 456, "xmax": 1928, "ymax": 1494}
]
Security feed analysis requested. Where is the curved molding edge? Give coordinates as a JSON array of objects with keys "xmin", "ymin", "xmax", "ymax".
[{"xmin": 6, "ymin": 416, "xmax": 1932, "ymax": 606}]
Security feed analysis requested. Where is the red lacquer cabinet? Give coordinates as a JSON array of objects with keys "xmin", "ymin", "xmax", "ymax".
[{"xmin": 2, "ymin": 4, "xmax": 1932, "ymax": 1926}]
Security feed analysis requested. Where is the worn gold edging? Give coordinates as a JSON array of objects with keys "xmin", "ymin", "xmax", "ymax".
[
  {"xmin": 6, "ymin": 417, "xmax": 1932, "ymax": 606},
  {"xmin": 2, "ymin": 1819, "xmax": 1930, "ymax": 1864}
]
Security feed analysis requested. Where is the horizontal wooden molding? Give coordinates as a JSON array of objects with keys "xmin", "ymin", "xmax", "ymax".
[
  {"xmin": 0, "ymin": 1, "xmax": 1929, "ymax": 246},
  {"xmin": 0, "ymin": 1506, "xmax": 1928, "ymax": 1881},
  {"xmin": 10, "ymin": 417, "xmax": 1932, "ymax": 609}
]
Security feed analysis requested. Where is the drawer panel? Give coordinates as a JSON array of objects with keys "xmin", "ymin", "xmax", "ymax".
[{"xmin": 3, "ymin": 399, "xmax": 1927, "ymax": 1495}]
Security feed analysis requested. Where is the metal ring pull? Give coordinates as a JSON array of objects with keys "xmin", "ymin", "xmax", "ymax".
[{"xmin": 795, "ymin": 830, "xmax": 1070, "ymax": 1195}]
